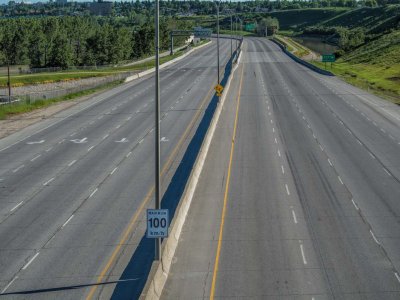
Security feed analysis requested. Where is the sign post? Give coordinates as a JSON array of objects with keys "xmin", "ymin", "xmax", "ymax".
[
  {"xmin": 214, "ymin": 84, "xmax": 224, "ymax": 97},
  {"xmin": 322, "ymin": 54, "xmax": 335, "ymax": 70},
  {"xmin": 147, "ymin": 209, "xmax": 169, "ymax": 238}
]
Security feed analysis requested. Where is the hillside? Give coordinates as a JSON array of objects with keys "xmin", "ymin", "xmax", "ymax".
[
  {"xmin": 286, "ymin": 5, "xmax": 400, "ymax": 103},
  {"xmin": 320, "ymin": 5, "xmax": 400, "ymax": 35},
  {"xmin": 269, "ymin": 8, "xmax": 350, "ymax": 30}
]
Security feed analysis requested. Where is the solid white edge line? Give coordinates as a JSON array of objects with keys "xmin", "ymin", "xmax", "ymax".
[
  {"xmin": 62, "ymin": 215, "xmax": 74, "ymax": 227},
  {"xmin": 89, "ymin": 188, "xmax": 98, "ymax": 198},
  {"xmin": 12, "ymin": 165, "xmax": 24, "ymax": 173},
  {"xmin": 1, "ymin": 276, "xmax": 18, "ymax": 294},
  {"xmin": 395, "ymin": 272, "xmax": 400, "ymax": 283},
  {"xmin": 31, "ymin": 155, "xmax": 41, "ymax": 162},
  {"xmin": 370, "ymin": 230, "xmax": 380, "ymax": 245},
  {"xmin": 22, "ymin": 252, "xmax": 39, "ymax": 270},
  {"xmin": 10, "ymin": 201, "xmax": 24, "ymax": 212},
  {"xmin": 351, "ymin": 199, "xmax": 359, "ymax": 210},
  {"xmin": 299, "ymin": 243, "xmax": 307, "ymax": 265},
  {"xmin": 383, "ymin": 168, "xmax": 391, "ymax": 177},
  {"xmin": 43, "ymin": 178, "xmax": 54, "ymax": 186},
  {"xmin": 68, "ymin": 160, "xmax": 77, "ymax": 167}
]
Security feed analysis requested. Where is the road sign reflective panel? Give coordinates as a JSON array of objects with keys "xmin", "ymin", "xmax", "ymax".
[
  {"xmin": 147, "ymin": 209, "xmax": 169, "ymax": 238},
  {"xmin": 322, "ymin": 54, "xmax": 335, "ymax": 62},
  {"xmin": 214, "ymin": 84, "xmax": 224, "ymax": 93}
]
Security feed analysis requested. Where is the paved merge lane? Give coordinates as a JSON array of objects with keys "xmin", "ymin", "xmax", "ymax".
[
  {"xmin": 162, "ymin": 37, "xmax": 400, "ymax": 299},
  {"xmin": 0, "ymin": 39, "xmax": 232, "ymax": 299}
]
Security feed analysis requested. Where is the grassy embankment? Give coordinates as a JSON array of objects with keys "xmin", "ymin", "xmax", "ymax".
[
  {"xmin": 313, "ymin": 31, "xmax": 400, "ymax": 104},
  {"xmin": 0, "ymin": 46, "xmax": 193, "ymax": 87},
  {"xmin": 281, "ymin": 6, "xmax": 400, "ymax": 104},
  {"xmin": 275, "ymin": 35, "xmax": 310, "ymax": 57},
  {"xmin": 0, "ymin": 41, "xmax": 210, "ymax": 119},
  {"xmin": 0, "ymin": 80, "xmax": 123, "ymax": 120}
]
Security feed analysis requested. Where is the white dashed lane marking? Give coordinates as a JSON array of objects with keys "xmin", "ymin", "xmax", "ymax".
[{"xmin": 22, "ymin": 252, "xmax": 39, "ymax": 270}]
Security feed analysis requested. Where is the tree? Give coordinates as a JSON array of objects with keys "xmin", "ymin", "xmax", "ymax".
[
  {"xmin": 48, "ymin": 31, "xmax": 73, "ymax": 69},
  {"xmin": 257, "ymin": 17, "xmax": 279, "ymax": 36}
]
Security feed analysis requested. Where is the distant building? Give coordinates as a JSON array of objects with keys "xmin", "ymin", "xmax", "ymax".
[
  {"xmin": 56, "ymin": 0, "xmax": 68, "ymax": 4},
  {"xmin": 89, "ymin": 1, "xmax": 112, "ymax": 16}
]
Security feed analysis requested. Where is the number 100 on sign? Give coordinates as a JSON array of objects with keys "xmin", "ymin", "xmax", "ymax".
[{"xmin": 147, "ymin": 209, "xmax": 169, "ymax": 238}]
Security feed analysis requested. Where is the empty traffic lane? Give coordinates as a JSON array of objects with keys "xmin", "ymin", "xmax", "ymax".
[
  {"xmin": 161, "ymin": 37, "xmax": 400, "ymax": 299},
  {"xmin": 0, "ymin": 39, "xmax": 233, "ymax": 299}
]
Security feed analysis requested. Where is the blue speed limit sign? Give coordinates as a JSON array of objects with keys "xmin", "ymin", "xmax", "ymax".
[{"xmin": 146, "ymin": 209, "xmax": 169, "ymax": 238}]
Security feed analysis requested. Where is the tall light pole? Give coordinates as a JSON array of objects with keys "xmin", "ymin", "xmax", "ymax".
[
  {"xmin": 230, "ymin": 14, "xmax": 233, "ymax": 58},
  {"xmin": 7, "ymin": 62, "xmax": 11, "ymax": 104},
  {"xmin": 154, "ymin": 0, "xmax": 161, "ymax": 261},
  {"xmin": 235, "ymin": 16, "xmax": 238, "ymax": 50},
  {"xmin": 216, "ymin": 1, "xmax": 220, "ymax": 85}
]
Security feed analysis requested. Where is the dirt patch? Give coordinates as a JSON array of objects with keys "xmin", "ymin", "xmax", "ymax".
[{"xmin": 0, "ymin": 90, "xmax": 105, "ymax": 139}]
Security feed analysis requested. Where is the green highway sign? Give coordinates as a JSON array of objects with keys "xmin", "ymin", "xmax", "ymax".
[
  {"xmin": 193, "ymin": 27, "xmax": 212, "ymax": 38},
  {"xmin": 244, "ymin": 23, "xmax": 256, "ymax": 31},
  {"xmin": 322, "ymin": 54, "xmax": 335, "ymax": 63}
]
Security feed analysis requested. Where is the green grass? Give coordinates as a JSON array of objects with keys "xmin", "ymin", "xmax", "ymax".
[
  {"xmin": 279, "ymin": 32, "xmax": 400, "ymax": 104},
  {"xmin": 219, "ymin": 29, "xmax": 255, "ymax": 36},
  {"xmin": 0, "ymin": 80, "xmax": 123, "ymax": 120},
  {"xmin": 0, "ymin": 40, "xmax": 211, "ymax": 120},
  {"xmin": 269, "ymin": 8, "xmax": 350, "ymax": 30},
  {"xmin": 275, "ymin": 35, "xmax": 310, "ymax": 57},
  {"xmin": 319, "ymin": 5, "xmax": 400, "ymax": 35},
  {"xmin": 313, "ymin": 60, "xmax": 400, "ymax": 104},
  {"xmin": 0, "ymin": 45, "xmax": 193, "ymax": 87}
]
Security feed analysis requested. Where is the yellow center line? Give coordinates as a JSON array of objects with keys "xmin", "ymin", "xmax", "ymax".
[
  {"xmin": 210, "ymin": 61, "xmax": 245, "ymax": 300},
  {"xmin": 85, "ymin": 83, "xmax": 217, "ymax": 300}
]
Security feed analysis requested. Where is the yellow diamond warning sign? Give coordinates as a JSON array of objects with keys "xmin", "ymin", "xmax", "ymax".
[{"xmin": 214, "ymin": 84, "xmax": 224, "ymax": 94}]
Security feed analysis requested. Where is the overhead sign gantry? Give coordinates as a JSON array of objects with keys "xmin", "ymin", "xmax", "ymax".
[{"xmin": 170, "ymin": 27, "xmax": 212, "ymax": 55}]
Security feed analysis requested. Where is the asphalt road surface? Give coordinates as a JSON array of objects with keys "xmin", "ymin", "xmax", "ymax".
[
  {"xmin": 161, "ymin": 37, "xmax": 400, "ymax": 299},
  {"xmin": 0, "ymin": 39, "xmax": 233, "ymax": 299}
]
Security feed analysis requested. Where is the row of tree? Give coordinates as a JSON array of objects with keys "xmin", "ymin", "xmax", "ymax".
[
  {"xmin": 0, "ymin": 16, "xmax": 193, "ymax": 69},
  {"xmin": 2, "ymin": 0, "xmax": 400, "ymax": 18}
]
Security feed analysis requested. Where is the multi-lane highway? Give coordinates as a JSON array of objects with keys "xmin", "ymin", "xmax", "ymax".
[
  {"xmin": 0, "ymin": 39, "xmax": 233, "ymax": 299},
  {"xmin": 161, "ymin": 37, "xmax": 400, "ymax": 299}
]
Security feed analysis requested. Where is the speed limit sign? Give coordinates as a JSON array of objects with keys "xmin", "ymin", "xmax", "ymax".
[{"xmin": 147, "ymin": 209, "xmax": 169, "ymax": 238}]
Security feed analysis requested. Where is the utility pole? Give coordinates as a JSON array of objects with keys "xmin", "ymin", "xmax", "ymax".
[
  {"xmin": 235, "ymin": 16, "xmax": 238, "ymax": 50},
  {"xmin": 7, "ymin": 62, "xmax": 11, "ymax": 104},
  {"xmin": 154, "ymin": 0, "xmax": 161, "ymax": 261},
  {"xmin": 230, "ymin": 14, "xmax": 233, "ymax": 58}
]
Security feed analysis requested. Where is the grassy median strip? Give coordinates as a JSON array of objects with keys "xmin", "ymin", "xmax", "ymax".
[{"xmin": 0, "ymin": 80, "xmax": 123, "ymax": 120}]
